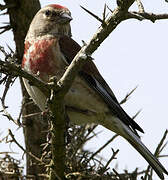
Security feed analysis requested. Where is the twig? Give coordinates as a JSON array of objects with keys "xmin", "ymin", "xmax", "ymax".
[
  {"xmin": 103, "ymin": 4, "xmax": 108, "ymax": 23},
  {"xmin": 1, "ymin": 99, "xmax": 19, "ymax": 126},
  {"xmin": 0, "ymin": 151, "xmax": 17, "ymax": 154},
  {"xmin": 132, "ymin": 109, "xmax": 142, "ymax": 120},
  {"xmin": 0, "ymin": 24, "xmax": 11, "ymax": 34},
  {"xmin": 8, "ymin": 129, "xmax": 45, "ymax": 165},
  {"xmin": 125, "ymin": 11, "xmax": 145, "ymax": 21},
  {"xmin": 1, "ymin": 76, "xmax": 14, "ymax": 104},
  {"xmin": 72, "ymin": 127, "xmax": 101, "ymax": 161},
  {"xmin": 89, "ymin": 134, "xmax": 118, "ymax": 161},
  {"xmin": 107, "ymin": 5, "xmax": 113, "ymax": 14},
  {"xmin": 126, "ymin": 11, "xmax": 168, "ymax": 23},
  {"xmin": 23, "ymin": 174, "xmax": 49, "ymax": 179},
  {"xmin": 0, "ymin": 60, "xmax": 50, "ymax": 95},
  {"xmin": 120, "ymin": 86, "xmax": 138, "ymax": 105},
  {"xmin": 101, "ymin": 148, "xmax": 119, "ymax": 174},
  {"xmin": 144, "ymin": 130, "xmax": 168, "ymax": 179},
  {"xmin": 16, "ymin": 98, "xmax": 25, "ymax": 126},
  {"xmin": 158, "ymin": 142, "xmax": 168, "ymax": 156},
  {"xmin": 80, "ymin": 5, "xmax": 105, "ymax": 25},
  {"xmin": 22, "ymin": 112, "xmax": 42, "ymax": 118},
  {"xmin": 0, "ymin": 75, "xmax": 7, "ymax": 84},
  {"xmin": 113, "ymin": 168, "xmax": 125, "ymax": 180},
  {"xmin": 0, "ymin": 75, "xmax": 21, "ymax": 126},
  {"xmin": 154, "ymin": 130, "xmax": 168, "ymax": 157}
]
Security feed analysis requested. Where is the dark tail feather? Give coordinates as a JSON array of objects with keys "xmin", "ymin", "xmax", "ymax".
[{"xmin": 122, "ymin": 124, "xmax": 168, "ymax": 179}]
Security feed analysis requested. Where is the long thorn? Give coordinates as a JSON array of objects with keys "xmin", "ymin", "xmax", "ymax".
[{"xmin": 80, "ymin": 5, "xmax": 104, "ymax": 24}]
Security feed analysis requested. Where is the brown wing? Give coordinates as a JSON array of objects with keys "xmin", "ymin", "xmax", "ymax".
[
  {"xmin": 59, "ymin": 35, "xmax": 144, "ymax": 134},
  {"xmin": 59, "ymin": 36, "xmax": 118, "ymax": 102}
]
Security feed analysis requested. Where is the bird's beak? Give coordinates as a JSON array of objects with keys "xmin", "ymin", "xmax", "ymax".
[{"xmin": 59, "ymin": 12, "xmax": 73, "ymax": 24}]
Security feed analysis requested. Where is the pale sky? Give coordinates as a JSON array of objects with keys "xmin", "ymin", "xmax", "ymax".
[{"xmin": 0, "ymin": 0, "xmax": 168, "ymax": 179}]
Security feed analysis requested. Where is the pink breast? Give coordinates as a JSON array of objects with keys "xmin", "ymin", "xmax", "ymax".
[{"xmin": 22, "ymin": 39, "xmax": 56, "ymax": 75}]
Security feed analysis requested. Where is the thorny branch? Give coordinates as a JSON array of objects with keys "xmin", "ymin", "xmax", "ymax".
[
  {"xmin": 0, "ymin": 59, "xmax": 50, "ymax": 95},
  {"xmin": 0, "ymin": 0, "xmax": 168, "ymax": 179},
  {"xmin": 0, "ymin": 24, "xmax": 11, "ymax": 34},
  {"xmin": 120, "ymin": 86, "xmax": 138, "ymax": 105},
  {"xmin": 126, "ymin": 11, "xmax": 168, "ymax": 22},
  {"xmin": 0, "ymin": 2, "xmax": 168, "ymax": 94},
  {"xmin": 0, "ymin": 74, "xmax": 20, "ymax": 125},
  {"xmin": 102, "ymin": 148, "xmax": 119, "ymax": 173},
  {"xmin": 7, "ymin": 129, "xmax": 45, "ymax": 165},
  {"xmin": 88, "ymin": 134, "xmax": 118, "ymax": 161}
]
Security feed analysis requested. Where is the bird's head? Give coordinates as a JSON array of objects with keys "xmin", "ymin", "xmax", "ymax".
[{"xmin": 26, "ymin": 4, "xmax": 72, "ymax": 41}]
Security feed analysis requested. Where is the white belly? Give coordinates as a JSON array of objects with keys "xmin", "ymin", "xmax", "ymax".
[{"xmin": 23, "ymin": 76, "xmax": 110, "ymax": 124}]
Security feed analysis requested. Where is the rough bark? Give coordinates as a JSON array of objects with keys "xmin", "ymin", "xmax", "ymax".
[{"xmin": 3, "ymin": 0, "xmax": 41, "ymax": 61}]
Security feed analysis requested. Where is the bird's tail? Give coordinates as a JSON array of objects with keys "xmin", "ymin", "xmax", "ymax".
[{"xmin": 103, "ymin": 117, "xmax": 168, "ymax": 179}]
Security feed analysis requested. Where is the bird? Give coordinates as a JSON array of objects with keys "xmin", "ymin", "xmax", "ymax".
[{"xmin": 22, "ymin": 4, "xmax": 168, "ymax": 179}]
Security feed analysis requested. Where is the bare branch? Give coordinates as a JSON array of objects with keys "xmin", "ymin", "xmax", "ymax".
[
  {"xmin": 132, "ymin": 109, "xmax": 142, "ymax": 120},
  {"xmin": 0, "ymin": 24, "xmax": 11, "ymax": 34},
  {"xmin": 88, "ymin": 134, "xmax": 118, "ymax": 161},
  {"xmin": 0, "ymin": 60, "xmax": 50, "ymax": 95},
  {"xmin": 1, "ymin": 99, "xmax": 19, "ymax": 126},
  {"xmin": 120, "ymin": 86, "xmax": 138, "ymax": 105},
  {"xmin": 125, "ymin": 12, "xmax": 145, "ymax": 21},
  {"xmin": 100, "ymin": 148, "xmax": 119, "ymax": 174},
  {"xmin": 57, "ymin": 1, "xmax": 137, "ymax": 98},
  {"xmin": 144, "ymin": 130, "xmax": 168, "ymax": 179},
  {"xmin": 107, "ymin": 5, "xmax": 113, "ymax": 14},
  {"xmin": 113, "ymin": 168, "xmax": 125, "ymax": 180},
  {"xmin": 1, "ymin": 2, "xmax": 137, "ymax": 178},
  {"xmin": 154, "ymin": 130, "xmax": 168, "ymax": 157},
  {"xmin": 1, "ymin": 0, "xmax": 168, "ymax": 179},
  {"xmin": 0, "ymin": 75, "xmax": 20, "ymax": 126},
  {"xmin": 126, "ymin": 11, "xmax": 168, "ymax": 22},
  {"xmin": 8, "ymin": 129, "xmax": 45, "ymax": 165},
  {"xmin": 0, "ymin": 75, "xmax": 7, "ymax": 84},
  {"xmin": 1, "ymin": 76, "xmax": 14, "ymax": 104}
]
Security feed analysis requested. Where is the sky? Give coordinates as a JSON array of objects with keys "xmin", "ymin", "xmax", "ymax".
[{"xmin": 0, "ymin": 0, "xmax": 168, "ymax": 179}]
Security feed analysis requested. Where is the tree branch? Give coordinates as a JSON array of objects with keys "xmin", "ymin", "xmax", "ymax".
[
  {"xmin": 47, "ymin": 1, "xmax": 136, "ymax": 179},
  {"xmin": 144, "ymin": 130, "xmax": 168, "ymax": 179},
  {"xmin": 56, "ymin": 0, "xmax": 136, "ymax": 97},
  {"xmin": 0, "ymin": 1, "xmax": 139, "ymax": 179},
  {"xmin": 126, "ymin": 12, "xmax": 168, "ymax": 22},
  {"xmin": 7, "ymin": 129, "xmax": 44, "ymax": 165},
  {"xmin": 0, "ymin": 60, "xmax": 50, "ymax": 96},
  {"xmin": 1, "ymin": 0, "xmax": 168, "ymax": 179}
]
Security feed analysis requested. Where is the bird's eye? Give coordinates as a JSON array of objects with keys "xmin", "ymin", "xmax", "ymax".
[{"xmin": 45, "ymin": 10, "xmax": 51, "ymax": 17}]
